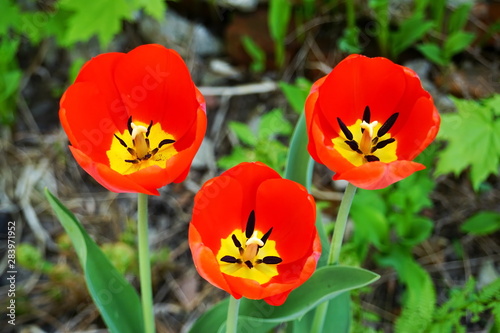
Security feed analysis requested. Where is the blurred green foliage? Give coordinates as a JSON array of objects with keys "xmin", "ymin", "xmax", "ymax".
[
  {"xmin": 436, "ymin": 95, "xmax": 500, "ymax": 190},
  {"xmin": 0, "ymin": 0, "xmax": 167, "ymax": 126},
  {"xmin": 217, "ymin": 108, "xmax": 293, "ymax": 174}
]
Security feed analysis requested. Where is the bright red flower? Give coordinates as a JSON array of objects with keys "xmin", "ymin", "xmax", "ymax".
[
  {"xmin": 189, "ymin": 162, "xmax": 321, "ymax": 306},
  {"xmin": 59, "ymin": 44, "xmax": 206, "ymax": 195},
  {"xmin": 305, "ymin": 54, "xmax": 440, "ymax": 190}
]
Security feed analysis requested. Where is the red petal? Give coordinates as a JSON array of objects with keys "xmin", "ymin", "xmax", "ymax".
[
  {"xmin": 188, "ymin": 225, "xmax": 239, "ymax": 298},
  {"xmin": 333, "ymin": 160, "xmax": 426, "ymax": 190},
  {"xmin": 255, "ymin": 178, "xmax": 317, "ymax": 262},
  {"xmin": 191, "ymin": 175, "xmax": 246, "ymax": 252},
  {"xmin": 60, "ymin": 82, "xmax": 121, "ymax": 164},
  {"xmin": 113, "ymin": 45, "xmax": 198, "ymax": 141},
  {"xmin": 317, "ymin": 55, "xmax": 407, "ymax": 132}
]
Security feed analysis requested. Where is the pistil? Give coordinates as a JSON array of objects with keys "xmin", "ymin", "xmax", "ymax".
[
  {"xmin": 359, "ymin": 121, "xmax": 378, "ymax": 154},
  {"xmin": 131, "ymin": 123, "xmax": 149, "ymax": 159},
  {"xmin": 242, "ymin": 231, "xmax": 264, "ymax": 262}
]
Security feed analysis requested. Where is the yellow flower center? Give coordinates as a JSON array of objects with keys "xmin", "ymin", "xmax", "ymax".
[
  {"xmin": 106, "ymin": 117, "xmax": 177, "ymax": 175},
  {"xmin": 216, "ymin": 211, "xmax": 281, "ymax": 284},
  {"xmin": 332, "ymin": 107, "xmax": 399, "ymax": 166}
]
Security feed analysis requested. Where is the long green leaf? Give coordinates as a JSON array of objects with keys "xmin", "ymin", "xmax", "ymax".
[
  {"xmin": 45, "ymin": 189, "xmax": 143, "ymax": 333},
  {"xmin": 189, "ymin": 266, "xmax": 379, "ymax": 332}
]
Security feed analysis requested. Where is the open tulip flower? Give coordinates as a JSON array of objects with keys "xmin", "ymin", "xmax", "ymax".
[
  {"xmin": 189, "ymin": 162, "xmax": 321, "ymax": 306},
  {"xmin": 59, "ymin": 44, "xmax": 206, "ymax": 195},
  {"xmin": 305, "ymin": 54, "xmax": 440, "ymax": 190}
]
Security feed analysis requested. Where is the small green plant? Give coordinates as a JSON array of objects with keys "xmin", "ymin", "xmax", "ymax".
[
  {"xmin": 241, "ymin": 35, "xmax": 266, "ymax": 73},
  {"xmin": 369, "ymin": 0, "xmax": 434, "ymax": 59},
  {"xmin": 426, "ymin": 277, "xmax": 500, "ymax": 333},
  {"xmin": 436, "ymin": 95, "xmax": 500, "ymax": 190},
  {"xmin": 346, "ymin": 146, "xmax": 438, "ymax": 330},
  {"xmin": 460, "ymin": 211, "xmax": 500, "ymax": 236},
  {"xmin": 268, "ymin": 0, "xmax": 292, "ymax": 67},
  {"xmin": 417, "ymin": 1, "xmax": 476, "ymax": 66},
  {"xmin": 278, "ymin": 77, "xmax": 312, "ymax": 113},
  {"xmin": 0, "ymin": 37, "xmax": 22, "ymax": 125},
  {"xmin": 218, "ymin": 108, "xmax": 293, "ymax": 174}
]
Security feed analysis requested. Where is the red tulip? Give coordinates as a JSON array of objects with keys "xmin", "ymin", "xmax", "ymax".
[
  {"xmin": 189, "ymin": 162, "xmax": 321, "ymax": 306},
  {"xmin": 305, "ymin": 54, "xmax": 440, "ymax": 190},
  {"xmin": 59, "ymin": 44, "xmax": 206, "ymax": 195}
]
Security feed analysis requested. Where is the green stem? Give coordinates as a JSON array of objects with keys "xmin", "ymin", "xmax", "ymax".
[
  {"xmin": 310, "ymin": 182, "xmax": 357, "ymax": 333},
  {"xmin": 327, "ymin": 182, "xmax": 357, "ymax": 265},
  {"xmin": 226, "ymin": 296, "xmax": 241, "ymax": 333},
  {"xmin": 137, "ymin": 193, "xmax": 155, "ymax": 333}
]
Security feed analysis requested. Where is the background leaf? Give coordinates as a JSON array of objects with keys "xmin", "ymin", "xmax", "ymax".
[
  {"xmin": 45, "ymin": 189, "xmax": 144, "ymax": 333},
  {"xmin": 461, "ymin": 211, "xmax": 500, "ymax": 235}
]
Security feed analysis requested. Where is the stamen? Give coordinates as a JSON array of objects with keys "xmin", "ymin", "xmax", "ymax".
[
  {"xmin": 231, "ymin": 234, "xmax": 242, "ymax": 248},
  {"xmin": 146, "ymin": 120, "xmax": 153, "ymax": 137},
  {"xmin": 158, "ymin": 139, "xmax": 176, "ymax": 148},
  {"xmin": 262, "ymin": 256, "xmax": 282, "ymax": 264},
  {"xmin": 345, "ymin": 140, "xmax": 362, "ymax": 154},
  {"xmin": 362, "ymin": 106, "xmax": 371, "ymax": 124},
  {"xmin": 337, "ymin": 117, "xmax": 354, "ymax": 141},
  {"xmin": 221, "ymin": 255, "xmax": 240, "ymax": 264},
  {"xmin": 125, "ymin": 159, "xmax": 139, "ymax": 164},
  {"xmin": 114, "ymin": 134, "xmax": 128, "ymax": 148},
  {"xmin": 245, "ymin": 210, "xmax": 256, "ymax": 239},
  {"xmin": 260, "ymin": 227, "xmax": 273, "ymax": 247},
  {"xmin": 377, "ymin": 113, "xmax": 399, "ymax": 137},
  {"xmin": 244, "ymin": 261, "xmax": 253, "ymax": 269},
  {"xmin": 365, "ymin": 155, "xmax": 380, "ymax": 162},
  {"xmin": 375, "ymin": 138, "xmax": 396, "ymax": 149},
  {"xmin": 127, "ymin": 116, "xmax": 133, "ymax": 135}
]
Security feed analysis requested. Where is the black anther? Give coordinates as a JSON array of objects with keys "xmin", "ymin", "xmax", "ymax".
[
  {"xmin": 260, "ymin": 227, "xmax": 273, "ymax": 247},
  {"xmin": 245, "ymin": 210, "xmax": 256, "ymax": 239},
  {"xmin": 377, "ymin": 113, "xmax": 399, "ymax": 137},
  {"xmin": 114, "ymin": 134, "xmax": 128, "ymax": 148},
  {"xmin": 158, "ymin": 139, "xmax": 176, "ymax": 148},
  {"xmin": 262, "ymin": 256, "xmax": 283, "ymax": 264},
  {"xmin": 364, "ymin": 155, "xmax": 380, "ymax": 162},
  {"xmin": 221, "ymin": 256, "xmax": 240, "ymax": 264},
  {"xmin": 337, "ymin": 117, "xmax": 354, "ymax": 141},
  {"xmin": 345, "ymin": 140, "xmax": 362, "ymax": 154},
  {"xmin": 146, "ymin": 120, "xmax": 153, "ymax": 137},
  {"xmin": 127, "ymin": 116, "xmax": 133, "ymax": 135}
]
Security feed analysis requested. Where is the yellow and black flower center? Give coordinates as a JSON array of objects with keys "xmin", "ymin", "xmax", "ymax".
[
  {"xmin": 333, "ymin": 106, "xmax": 399, "ymax": 166},
  {"xmin": 106, "ymin": 116, "xmax": 177, "ymax": 175},
  {"xmin": 217, "ymin": 210, "xmax": 282, "ymax": 284}
]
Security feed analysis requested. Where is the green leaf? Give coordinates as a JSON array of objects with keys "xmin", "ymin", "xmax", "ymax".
[
  {"xmin": 228, "ymin": 121, "xmax": 257, "ymax": 146},
  {"xmin": 44, "ymin": 189, "xmax": 143, "ymax": 333},
  {"xmin": 379, "ymin": 249, "xmax": 436, "ymax": 333},
  {"xmin": 436, "ymin": 96, "xmax": 500, "ymax": 190},
  {"xmin": 390, "ymin": 14, "xmax": 434, "ymax": 58},
  {"xmin": 279, "ymin": 78, "xmax": 312, "ymax": 114},
  {"xmin": 290, "ymin": 292, "xmax": 351, "ymax": 333},
  {"xmin": 0, "ymin": 0, "xmax": 22, "ymax": 35},
  {"xmin": 268, "ymin": 0, "xmax": 291, "ymax": 66},
  {"xmin": 443, "ymin": 31, "xmax": 475, "ymax": 60},
  {"xmin": 217, "ymin": 146, "xmax": 255, "ymax": 170},
  {"xmin": 134, "ymin": 0, "xmax": 166, "ymax": 21},
  {"xmin": 60, "ymin": 0, "xmax": 135, "ymax": 47},
  {"xmin": 241, "ymin": 35, "xmax": 266, "ymax": 73},
  {"xmin": 417, "ymin": 43, "xmax": 447, "ymax": 66},
  {"xmin": 461, "ymin": 211, "xmax": 500, "ymax": 235},
  {"xmin": 448, "ymin": 3, "xmax": 473, "ymax": 35},
  {"xmin": 189, "ymin": 266, "xmax": 379, "ymax": 333},
  {"xmin": 284, "ymin": 113, "xmax": 313, "ymax": 190},
  {"xmin": 258, "ymin": 108, "xmax": 293, "ymax": 140}
]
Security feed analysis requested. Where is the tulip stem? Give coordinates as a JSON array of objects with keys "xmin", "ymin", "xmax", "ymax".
[
  {"xmin": 226, "ymin": 296, "xmax": 241, "ymax": 333},
  {"xmin": 328, "ymin": 182, "xmax": 357, "ymax": 265},
  {"xmin": 137, "ymin": 192, "xmax": 155, "ymax": 333},
  {"xmin": 311, "ymin": 182, "xmax": 357, "ymax": 333}
]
